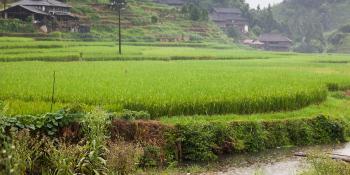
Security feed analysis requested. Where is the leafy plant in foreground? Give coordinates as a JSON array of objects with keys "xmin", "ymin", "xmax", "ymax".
[{"xmin": 76, "ymin": 108, "xmax": 108, "ymax": 175}]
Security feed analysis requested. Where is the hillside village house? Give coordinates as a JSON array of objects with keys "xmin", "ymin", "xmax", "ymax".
[
  {"xmin": 258, "ymin": 33, "xmax": 292, "ymax": 51},
  {"xmin": 0, "ymin": 0, "xmax": 80, "ymax": 32},
  {"xmin": 209, "ymin": 7, "xmax": 249, "ymax": 34},
  {"xmin": 153, "ymin": 0, "xmax": 186, "ymax": 7}
]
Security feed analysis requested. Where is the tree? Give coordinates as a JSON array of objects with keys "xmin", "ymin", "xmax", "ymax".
[
  {"xmin": 110, "ymin": 0, "xmax": 126, "ymax": 55},
  {"xmin": 227, "ymin": 26, "xmax": 240, "ymax": 40},
  {"xmin": 2, "ymin": 0, "xmax": 7, "ymax": 18},
  {"xmin": 181, "ymin": 3, "xmax": 208, "ymax": 21}
]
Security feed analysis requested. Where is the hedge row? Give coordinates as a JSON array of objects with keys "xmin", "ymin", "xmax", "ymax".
[{"xmin": 110, "ymin": 115, "xmax": 349, "ymax": 163}]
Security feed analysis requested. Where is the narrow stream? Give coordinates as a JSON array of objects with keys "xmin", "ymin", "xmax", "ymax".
[{"xmin": 203, "ymin": 143, "xmax": 350, "ymax": 175}]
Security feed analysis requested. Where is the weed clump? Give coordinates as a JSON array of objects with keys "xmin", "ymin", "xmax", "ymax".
[{"xmin": 107, "ymin": 141, "xmax": 143, "ymax": 175}]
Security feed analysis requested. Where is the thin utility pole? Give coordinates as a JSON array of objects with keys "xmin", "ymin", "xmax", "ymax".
[
  {"xmin": 50, "ymin": 71, "xmax": 56, "ymax": 112},
  {"xmin": 118, "ymin": 6, "xmax": 122, "ymax": 55}
]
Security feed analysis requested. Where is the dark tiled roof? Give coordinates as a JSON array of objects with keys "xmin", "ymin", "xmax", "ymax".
[
  {"xmin": 213, "ymin": 7, "xmax": 241, "ymax": 14},
  {"xmin": 12, "ymin": 0, "xmax": 71, "ymax": 8},
  {"xmin": 154, "ymin": 0, "xmax": 185, "ymax": 5},
  {"xmin": 1, "ymin": 4, "xmax": 77, "ymax": 18},
  {"xmin": 19, "ymin": 5, "xmax": 50, "ymax": 15},
  {"xmin": 259, "ymin": 33, "xmax": 292, "ymax": 42},
  {"xmin": 210, "ymin": 14, "xmax": 247, "ymax": 22}
]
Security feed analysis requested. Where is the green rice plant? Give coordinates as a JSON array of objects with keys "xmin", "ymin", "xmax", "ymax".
[
  {"xmin": 0, "ymin": 60, "xmax": 341, "ymax": 117},
  {"xmin": 1, "ymin": 37, "xmax": 350, "ymax": 117}
]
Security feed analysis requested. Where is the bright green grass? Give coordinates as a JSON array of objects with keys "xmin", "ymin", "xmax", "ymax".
[
  {"xmin": 1, "ymin": 56, "xmax": 350, "ymax": 117},
  {"xmin": 1, "ymin": 37, "xmax": 350, "ymax": 117}
]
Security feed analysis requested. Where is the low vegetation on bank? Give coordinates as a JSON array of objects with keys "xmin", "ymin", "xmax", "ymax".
[
  {"xmin": 302, "ymin": 156, "xmax": 350, "ymax": 175},
  {"xmin": 0, "ymin": 105, "xmax": 349, "ymax": 174}
]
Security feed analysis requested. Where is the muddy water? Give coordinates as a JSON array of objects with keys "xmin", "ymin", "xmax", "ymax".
[{"xmin": 203, "ymin": 143, "xmax": 350, "ymax": 175}]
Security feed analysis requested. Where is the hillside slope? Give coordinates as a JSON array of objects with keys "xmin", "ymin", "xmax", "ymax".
[{"xmin": 1, "ymin": 0, "xmax": 230, "ymax": 43}]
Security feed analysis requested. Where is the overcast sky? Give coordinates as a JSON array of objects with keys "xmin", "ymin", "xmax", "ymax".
[{"xmin": 246, "ymin": 0, "xmax": 283, "ymax": 9}]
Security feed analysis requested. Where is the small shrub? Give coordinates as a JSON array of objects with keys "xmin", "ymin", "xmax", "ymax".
[
  {"xmin": 107, "ymin": 141, "xmax": 143, "ymax": 175},
  {"xmin": 230, "ymin": 122, "xmax": 268, "ymax": 152},
  {"xmin": 139, "ymin": 145, "xmax": 162, "ymax": 167},
  {"xmin": 287, "ymin": 120, "xmax": 314, "ymax": 146},
  {"xmin": 175, "ymin": 124, "xmax": 217, "ymax": 162},
  {"xmin": 151, "ymin": 16, "xmax": 158, "ymax": 24},
  {"xmin": 311, "ymin": 115, "xmax": 347, "ymax": 144},
  {"xmin": 116, "ymin": 110, "xmax": 151, "ymax": 121},
  {"xmin": 0, "ymin": 19, "xmax": 35, "ymax": 33}
]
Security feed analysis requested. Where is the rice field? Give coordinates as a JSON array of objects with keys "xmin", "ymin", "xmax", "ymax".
[
  {"xmin": 1, "ymin": 58, "xmax": 350, "ymax": 117},
  {"xmin": 1, "ymin": 37, "xmax": 350, "ymax": 117},
  {"xmin": 0, "ymin": 37, "xmax": 289, "ymax": 61}
]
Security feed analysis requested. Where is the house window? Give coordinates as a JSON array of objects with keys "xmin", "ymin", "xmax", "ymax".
[{"xmin": 42, "ymin": 6, "xmax": 45, "ymax": 11}]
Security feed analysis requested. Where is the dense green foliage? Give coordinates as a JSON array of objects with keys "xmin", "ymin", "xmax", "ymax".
[
  {"xmin": 0, "ymin": 19, "xmax": 35, "ymax": 33},
  {"xmin": 168, "ymin": 115, "xmax": 348, "ymax": 161},
  {"xmin": 273, "ymin": 0, "xmax": 350, "ymax": 53},
  {"xmin": 327, "ymin": 24, "xmax": 350, "ymax": 53}
]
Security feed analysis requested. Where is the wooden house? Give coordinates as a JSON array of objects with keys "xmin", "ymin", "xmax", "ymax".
[
  {"xmin": 0, "ymin": 0, "xmax": 80, "ymax": 32},
  {"xmin": 154, "ymin": 0, "xmax": 186, "ymax": 7},
  {"xmin": 258, "ymin": 33, "xmax": 292, "ymax": 51},
  {"xmin": 209, "ymin": 7, "xmax": 249, "ymax": 34}
]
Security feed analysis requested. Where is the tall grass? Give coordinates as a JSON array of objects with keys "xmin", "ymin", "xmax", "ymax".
[
  {"xmin": 1, "ymin": 59, "xmax": 349, "ymax": 117},
  {"xmin": 301, "ymin": 156, "xmax": 350, "ymax": 175}
]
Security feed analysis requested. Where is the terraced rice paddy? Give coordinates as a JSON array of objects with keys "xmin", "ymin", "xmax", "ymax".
[
  {"xmin": 0, "ymin": 37, "xmax": 288, "ymax": 61},
  {"xmin": 1, "ymin": 37, "xmax": 350, "ymax": 175},
  {"xmin": 1, "ymin": 37, "xmax": 350, "ymax": 118}
]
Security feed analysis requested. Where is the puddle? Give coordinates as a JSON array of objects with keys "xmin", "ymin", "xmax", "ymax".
[
  {"xmin": 216, "ymin": 159, "xmax": 305, "ymax": 175},
  {"xmin": 202, "ymin": 143, "xmax": 350, "ymax": 175},
  {"xmin": 333, "ymin": 142, "xmax": 350, "ymax": 155}
]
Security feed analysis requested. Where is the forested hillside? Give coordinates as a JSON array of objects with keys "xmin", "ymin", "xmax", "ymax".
[{"xmin": 273, "ymin": 0, "xmax": 350, "ymax": 53}]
